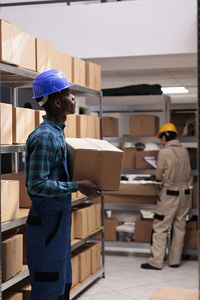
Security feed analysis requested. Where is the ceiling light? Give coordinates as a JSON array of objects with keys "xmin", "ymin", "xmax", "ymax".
[{"xmin": 161, "ymin": 87, "xmax": 189, "ymax": 94}]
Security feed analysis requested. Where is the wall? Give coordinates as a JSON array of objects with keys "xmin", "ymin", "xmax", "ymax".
[{"xmin": 0, "ymin": 0, "xmax": 197, "ymax": 58}]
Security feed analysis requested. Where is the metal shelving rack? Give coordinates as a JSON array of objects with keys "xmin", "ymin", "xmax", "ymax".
[
  {"xmin": 0, "ymin": 62, "xmax": 105, "ymax": 298},
  {"xmin": 101, "ymin": 96, "xmax": 198, "ymax": 254}
]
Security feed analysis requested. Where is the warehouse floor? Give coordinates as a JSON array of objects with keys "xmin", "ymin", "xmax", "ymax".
[{"xmin": 77, "ymin": 253, "xmax": 198, "ymax": 300}]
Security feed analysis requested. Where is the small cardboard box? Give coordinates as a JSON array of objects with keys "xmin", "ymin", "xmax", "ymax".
[
  {"xmin": 12, "ymin": 107, "xmax": 35, "ymax": 144},
  {"xmin": 130, "ymin": 115, "xmax": 159, "ymax": 136},
  {"xmin": 15, "ymin": 30, "xmax": 36, "ymax": 71},
  {"xmin": 85, "ymin": 62, "xmax": 95, "ymax": 90},
  {"xmin": 53, "ymin": 50, "xmax": 72, "ymax": 83},
  {"xmin": 135, "ymin": 150, "xmax": 158, "ymax": 169},
  {"xmin": 134, "ymin": 219, "xmax": 153, "ymax": 243},
  {"xmin": 74, "ymin": 207, "xmax": 88, "ymax": 239},
  {"xmin": 66, "ymin": 138, "xmax": 123, "ymax": 191},
  {"xmin": 76, "ymin": 115, "xmax": 88, "ymax": 138},
  {"xmin": 2, "ymin": 234, "xmax": 23, "ymax": 282},
  {"xmin": 90, "ymin": 243, "xmax": 101, "ymax": 274},
  {"xmin": 0, "ymin": 102, "xmax": 12, "ymax": 145},
  {"xmin": 94, "ymin": 63, "xmax": 101, "ymax": 91},
  {"xmin": 103, "ymin": 117, "xmax": 119, "ymax": 137},
  {"xmin": 184, "ymin": 229, "xmax": 198, "ymax": 249},
  {"xmin": 36, "ymin": 38, "xmax": 55, "ymax": 73},
  {"xmin": 4, "ymin": 293, "xmax": 23, "ymax": 300},
  {"xmin": 87, "ymin": 115, "xmax": 97, "ymax": 139},
  {"xmin": 72, "ymin": 57, "xmax": 85, "ymax": 87},
  {"xmin": 0, "ymin": 19, "xmax": 16, "ymax": 64},
  {"xmin": 35, "ymin": 110, "xmax": 46, "ymax": 128},
  {"xmin": 2, "ymin": 172, "xmax": 31, "ymax": 208},
  {"xmin": 1, "ymin": 180, "xmax": 19, "ymax": 223},
  {"xmin": 87, "ymin": 204, "xmax": 96, "ymax": 235},
  {"xmin": 150, "ymin": 287, "xmax": 198, "ymax": 300},
  {"xmin": 122, "ymin": 148, "xmax": 136, "ymax": 169},
  {"xmin": 71, "ymin": 255, "xmax": 79, "ymax": 288},
  {"xmin": 71, "ymin": 211, "xmax": 75, "ymax": 241},
  {"xmin": 104, "ymin": 219, "xmax": 121, "ymax": 241},
  {"xmin": 65, "ymin": 114, "xmax": 77, "ymax": 138},
  {"xmin": 95, "ymin": 202, "xmax": 101, "ymax": 229},
  {"xmin": 95, "ymin": 116, "xmax": 101, "ymax": 139},
  {"xmin": 79, "ymin": 248, "xmax": 91, "ymax": 282},
  {"xmin": 20, "ymin": 284, "xmax": 31, "ymax": 300}
]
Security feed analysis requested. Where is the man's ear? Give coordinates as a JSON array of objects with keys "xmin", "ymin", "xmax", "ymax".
[{"xmin": 54, "ymin": 97, "xmax": 61, "ymax": 109}]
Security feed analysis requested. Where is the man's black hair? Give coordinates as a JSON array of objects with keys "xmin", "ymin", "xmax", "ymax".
[{"xmin": 159, "ymin": 131, "xmax": 177, "ymax": 141}]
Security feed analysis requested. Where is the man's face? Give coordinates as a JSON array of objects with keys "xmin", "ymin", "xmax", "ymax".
[{"xmin": 59, "ymin": 88, "xmax": 76, "ymax": 115}]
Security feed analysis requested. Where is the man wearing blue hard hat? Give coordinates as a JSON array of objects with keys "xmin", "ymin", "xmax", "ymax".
[{"xmin": 25, "ymin": 70, "xmax": 100, "ymax": 300}]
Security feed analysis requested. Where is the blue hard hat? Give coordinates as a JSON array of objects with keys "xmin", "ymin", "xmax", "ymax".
[{"xmin": 32, "ymin": 70, "xmax": 76, "ymax": 99}]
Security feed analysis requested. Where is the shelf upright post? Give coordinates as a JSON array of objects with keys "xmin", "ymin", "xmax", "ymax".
[
  {"xmin": 99, "ymin": 90, "xmax": 105, "ymax": 278},
  {"xmin": 99, "ymin": 90, "xmax": 103, "ymax": 140},
  {"xmin": 10, "ymin": 87, "xmax": 19, "ymax": 173}
]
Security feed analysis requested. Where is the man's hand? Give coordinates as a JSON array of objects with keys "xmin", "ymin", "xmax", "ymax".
[{"xmin": 78, "ymin": 180, "xmax": 101, "ymax": 198}]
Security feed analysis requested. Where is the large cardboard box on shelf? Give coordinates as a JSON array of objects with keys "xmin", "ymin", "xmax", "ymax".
[
  {"xmin": 171, "ymin": 112, "xmax": 195, "ymax": 136},
  {"xmin": 130, "ymin": 115, "xmax": 159, "ymax": 136},
  {"xmin": 122, "ymin": 148, "xmax": 136, "ymax": 169},
  {"xmin": 72, "ymin": 57, "xmax": 85, "ymax": 87},
  {"xmin": 150, "ymin": 287, "xmax": 198, "ymax": 300},
  {"xmin": 85, "ymin": 62, "xmax": 101, "ymax": 91},
  {"xmin": 0, "ymin": 102, "xmax": 12, "ymax": 145},
  {"xmin": 71, "ymin": 211, "xmax": 75, "ymax": 241},
  {"xmin": 184, "ymin": 229, "xmax": 198, "ymax": 249},
  {"xmin": 105, "ymin": 184, "xmax": 158, "ymax": 205},
  {"xmin": 15, "ymin": 30, "xmax": 36, "ymax": 71},
  {"xmin": 90, "ymin": 243, "xmax": 101, "ymax": 274},
  {"xmin": 1, "ymin": 180, "xmax": 19, "ymax": 223},
  {"xmin": 12, "ymin": 107, "xmax": 35, "ymax": 144},
  {"xmin": 35, "ymin": 110, "xmax": 46, "ymax": 128},
  {"xmin": 53, "ymin": 50, "xmax": 72, "ymax": 83},
  {"xmin": 87, "ymin": 204, "xmax": 96, "ymax": 234},
  {"xmin": 76, "ymin": 115, "xmax": 88, "ymax": 138},
  {"xmin": 0, "ymin": 19, "xmax": 35, "ymax": 71},
  {"xmin": 2, "ymin": 172, "xmax": 31, "ymax": 208},
  {"xmin": 78, "ymin": 247, "xmax": 91, "ymax": 282},
  {"xmin": 104, "ymin": 219, "xmax": 121, "ymax": 241},
  {"xmin": 66, "ymin": 138, "xmax": 123, "ymax": 191},
  {"xmin": 71, "ymin": 255, "xmax": 79, "ymax": 288},
  {"xmin": 134, "ymin": 219, "xmax": 153, "ymax": 243},
  {"xmin": 65, "ymin": 114, "xmax": 77, "ymax": 138},
  {"xmin": 4, "ymin": 293, "xmax": 23, "ymax": 300},
  {"xmin": 74, "ymin": 207, "xmax": 88, "ymax": 239},
  {"xmin": 135, "ymin": 150, "xmax": 158, "ymax": 169},
  {"xmin": 103, "ymin": 117, "xmax": 119, "ymax": 137},
  {"xmin": 2, "ymin": 234, "xmax": 23, "ymax": 282},
  {"xmin": 36, "ymin": 38, "xmax": 55, "ymax": 73}
]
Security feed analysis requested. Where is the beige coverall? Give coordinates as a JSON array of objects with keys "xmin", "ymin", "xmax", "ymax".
[{"xmin": 148, "ymin": 139, "xmax": 192, "ymax": 269}]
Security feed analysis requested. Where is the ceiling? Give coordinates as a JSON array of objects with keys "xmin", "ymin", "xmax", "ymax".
[{"xmin": 86, "ymin": 53, "xmax": 198, "ymax": 103}]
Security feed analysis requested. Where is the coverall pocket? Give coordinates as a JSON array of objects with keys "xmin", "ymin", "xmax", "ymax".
[{"xmin": 45, "ymin": 212, "xmax": 62, "ymax": 247}]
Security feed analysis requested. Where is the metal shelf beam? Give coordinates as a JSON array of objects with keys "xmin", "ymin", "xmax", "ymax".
[
  {"xmin": 105, "ymin": 203, "xmax": 156, "ymax": 211},
  {"xmin": 71, "ymin": 228, "xmax": 103, "ymax": 251},
  {"xmin": 70, "ymin": 268, "xmax": 104, "ymax": 299},
  {"xmin": 0, "ymin": 144, "xmax": 26, "ymax": 154},
  {"xmin": 2, "ymin": 216, "xmax": 27, "ymax": 232},
  {"xmin": 2, "ymin": 267, "xmax": 29, "ymax": 292}
]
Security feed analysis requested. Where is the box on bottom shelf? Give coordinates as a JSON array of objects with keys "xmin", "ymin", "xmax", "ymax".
[
  {"xmin": 2, "ymin": 234, "xmax": 23, "ymax": 282},
  {"xmin": 3, "ymin": 293, "xmax": 23, "ymax": 300},
  {"xmin": 134, "ymin": 219, "xmax": 153, "ymax": 243}
]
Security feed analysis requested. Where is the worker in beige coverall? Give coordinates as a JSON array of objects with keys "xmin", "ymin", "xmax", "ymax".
[{"xmin": 141, "ymin": 123, "xmax": 192, "ymax": 270}]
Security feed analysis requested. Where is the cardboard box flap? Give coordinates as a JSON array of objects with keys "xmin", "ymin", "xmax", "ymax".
[
  {"xmin": 150, "ymin": 287, "xmax": 198, "ymax": 300},
  {"xmin": 85, "ymin": 138, "xmax": 123, "ymax": 152}
]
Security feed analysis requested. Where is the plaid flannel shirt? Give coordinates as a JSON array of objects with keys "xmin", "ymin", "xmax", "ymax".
[{"xmin": 25, "ymin": 115, "xmax": 78, "ymax": 197}]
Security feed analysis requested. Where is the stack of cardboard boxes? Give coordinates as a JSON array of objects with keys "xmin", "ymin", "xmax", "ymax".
[{"xmin": 0, "ymin": 19, "xmax": 101, "ymax": 90}]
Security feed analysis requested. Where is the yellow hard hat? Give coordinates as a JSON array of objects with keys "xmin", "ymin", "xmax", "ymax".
[{"xmin": 156, "ymin": 123, "xmax": 178, "ymax": 139}]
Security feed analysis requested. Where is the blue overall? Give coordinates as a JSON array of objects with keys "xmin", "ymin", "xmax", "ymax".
[{"xmin": 27, "ymin": 124, "xmax": 72, "ymax": 300}]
